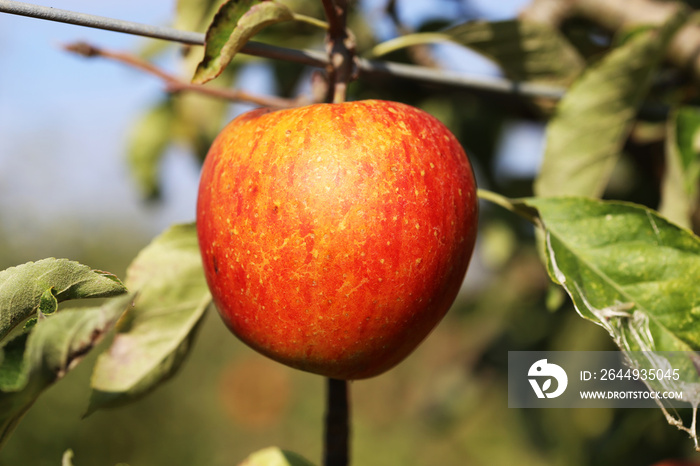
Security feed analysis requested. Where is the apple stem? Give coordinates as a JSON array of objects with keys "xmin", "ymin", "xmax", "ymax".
[{"xmin": 323, "ymin": 378, "xmax": 350, "ymax": 466}]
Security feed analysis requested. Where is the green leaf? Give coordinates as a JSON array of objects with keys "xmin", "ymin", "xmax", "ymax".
[
  {"xmin": 534, "ymin": 11, "xmax": 686, "ymax": 198},
  {"xmin": 37, "ymin": 287, "xmax": 57, "ymax": 316},
  {"xmin": 524, "ymin": 196, "xmax": 700, "ymax": 445},
  {"xmin": 659, "ymin": 106, "xmax": 700, "ymax": 228},
  {"xmin": 0, "ymin": 259, "xmax": 126, "ymax": 342},
  {"xmin": 127, "ymin": 99, "xmax": 176, "ymax": 200},
  {"xmin": 238, "ymin": 447, "xmax": 316, "ymax": 466},
  {"xmin": 524, "ymin": 196, "xmax": 700, "ymax": 353},
  {"xmin": 172, "ymin": 86, "xmax": 235, "ymax": 162},
  {"xmin": 87, "ymin": 223, "xmax": 211, "ymax": 414},
  {"xmin": 0, "ymin": 294, "xmax": 133, "ymax": 449},
  {"xmin": 444, "ymin": 20, "xmax": 584, "ymax": 86},
  {"xmin": 193, "ymin": 0, "xmax": 294, "ymax": 84},
  {"xmin": 480, "ymin": 191, "xmax": 700, "ymax": 444}
]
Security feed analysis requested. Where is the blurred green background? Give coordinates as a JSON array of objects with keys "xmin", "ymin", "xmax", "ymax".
[{"xmin": 1, "ymin": 0, "xmax": 698, "ymax": 465}]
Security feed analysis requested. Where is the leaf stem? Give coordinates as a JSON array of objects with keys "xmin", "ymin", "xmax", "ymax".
[
  {"xmin": 62, "ymin": 41, "xmax": 303, "ymax": 108},
  {"xmin": 367, "ymin": 32, "xmax": 452, "ymax": 58},
  {"xmin": 477, "ymin": 188, "xmax": 517, "ymax": 211},
  {"xmin": 292, "ymin": 13, "xmax": 329, "ymax": 30},
  {"xmin": 477, "ymin": 189, "xmax": 540, "ymax": 224},
  {"xmin": 323, "ymin": 378, "xmax": 350, "ymax": 466}
]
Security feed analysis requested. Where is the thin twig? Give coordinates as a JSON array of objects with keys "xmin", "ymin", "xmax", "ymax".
[
  {"xmin": 62, "ymin": 41, "xmax": 302, "ymax": 108},
  {"xmin": 0, "ymin": 0, "xmax": 566, "ymax": 100},
  {"xmin": 0, "ymin": 0, "xmax": 328, "ymax": 67}
]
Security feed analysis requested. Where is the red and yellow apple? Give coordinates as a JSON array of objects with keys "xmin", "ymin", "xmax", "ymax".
[{"xmin": 197, "ymin": 99, "xmax": 478, "ymax": 379}]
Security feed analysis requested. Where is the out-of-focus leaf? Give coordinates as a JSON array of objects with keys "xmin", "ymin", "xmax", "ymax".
[
  {"xmin": 172, "ymin": 86, "xmax": 234, "ymax": 161},
  {"xmin": 659, "ymin": 106, "xmax": 700, "ymax": 229},
  {"xmin": 613, "ymin": 24, "xmax": 657, "ymax": 47},
  {"xmin": 87, "ymin": 223, "xmax": 211, "ymax": 414},
  {"xmin": 175, "ymin": 0, "xmax": 227, "ymax": 33},
  {"xmin": 479, "ymin": 221, "xmax": 517, "ymax": 270},
  {"xmin": 534, "ymin": 11, "xmax": 686, "ymax": 198},
  {"xmin": 238, "ymin": 446, "xmax": 316, "ymax": 466},
  {"xmin": 545, "ymin": 284, "xmax": 566, "ymax": 312},
  {"xmin": 445, "ymin": 20, "xmax": 584, "ymax": 86},
  {"xmin": 193, "ymin": 0, "xmax": 294, "ymax": 84},
  {"xmin": 0, "ymin": 259, "xmax": 126, "ymax": 342},
  {"xmin": 127, "ymin": 99, "xmax": 175, "ymax": 200},
  {"xmin": 524, "ymin": 196, "xmax": 700, "ymax": 353},
  {"xmin": 62, "ymin": 449, "xmax": 75, "ymax": 466},
  {"xmin": 0, "ymin": 294, "xmax": 133, "ymax": 449},
  {"xmin": 174, "ymin": 3, "xmax": 241, "ymax": 162}
]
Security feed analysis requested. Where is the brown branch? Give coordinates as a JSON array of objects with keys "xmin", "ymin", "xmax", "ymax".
[
  {"xmin": 321, "ymin": 0, "xmax": 344, "ymax": 39},
  {"xmin": 62, "ymin": 41, "xmax": 303, "ymax": 108},
  {"xmin": 321, "ymin": 0, "xmax": 357, "ymax": 103}
]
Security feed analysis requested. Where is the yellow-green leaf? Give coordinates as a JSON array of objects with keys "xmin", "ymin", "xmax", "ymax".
[
  {"xmin": 87, "ymin": 223, "xmax": 210, "ymax": 414},
  {"xmin": 0, "ymin": 294, "xmax": 133, "ymax": 449},
  {"xmin": 0, "ymin": 259, "xmax": 126, "ymax": 342},
  {"xmin": 239, "ymin": 447, "xmax": 316, "ymax": 466},
  {"xmin": 127, "ymin": 99, "xmax": 175, "ymax": 200},
  {"xmin": 659, "ymin": 106, "xmax": 700, "ymax": 228}
]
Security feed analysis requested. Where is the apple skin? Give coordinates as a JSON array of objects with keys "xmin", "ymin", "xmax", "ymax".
[{"xmin": 197, "ymin": 99, "xmax": 478, "ymax": 379}]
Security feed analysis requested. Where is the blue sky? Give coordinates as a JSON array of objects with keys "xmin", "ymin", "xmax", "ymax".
[
  {"xmin": 0, "ymin": 0, "xmax": 540, "ymax": 263},
  {"xmin": 0, "ymin": 1, "xmax": 197, "ymax": 261}
]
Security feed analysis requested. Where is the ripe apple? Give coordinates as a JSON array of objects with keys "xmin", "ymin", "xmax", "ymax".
[{"xmin": 196, "ymin": 99, "xmax": 478, "ymax": 379}]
